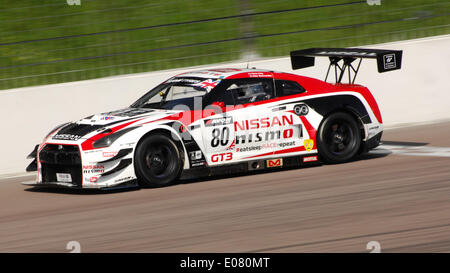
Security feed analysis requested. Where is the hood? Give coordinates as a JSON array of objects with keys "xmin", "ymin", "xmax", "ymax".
[
  {"xmin": 51, "ymin": 108, "xmax": 180, "ymax": 142},
  {"xmin": 79, "ymin": 108, "xmax": 163, "ymax": 126}
]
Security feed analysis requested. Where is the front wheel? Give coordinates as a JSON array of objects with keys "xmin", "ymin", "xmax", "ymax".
[
  {"xmin": 317, "ymin": 112, "xmax": 361, "ymax": 163},
  {"xmin": 134, "ymin": 134, "xmax": 182, "ymax": 187}
]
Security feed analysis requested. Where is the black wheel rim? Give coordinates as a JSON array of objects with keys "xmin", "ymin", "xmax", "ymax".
[
  {"xmin": 323, "ymin": 119, "xmax": 357, "ymax": 156},
  {"xmin": 143, "ymin": 142, "xmax": 176, "ymax": 178}
]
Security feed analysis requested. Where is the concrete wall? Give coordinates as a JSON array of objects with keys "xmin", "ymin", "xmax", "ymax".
[{"xmin": 1, "ymin": 35, "xmax": 449, "ymax": 175}]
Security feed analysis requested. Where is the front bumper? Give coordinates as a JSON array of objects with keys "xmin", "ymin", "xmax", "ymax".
[{"xmin": 28, "ymin": 142, "xmax": 137, "ymax": 189}]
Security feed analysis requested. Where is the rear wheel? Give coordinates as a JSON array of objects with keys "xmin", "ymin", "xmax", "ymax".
[
  {"xmin": 317, "ymin": 112, "xmax": 361, "ymax": 163},
  {"xmin": 134, "ymin": 134, "xmax": 182, "ymax": 187}
]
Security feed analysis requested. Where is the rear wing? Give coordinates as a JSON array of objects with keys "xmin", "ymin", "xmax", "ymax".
[{"xmin": 290, "ymin": 48, "xmax": 402, "ymax": 84}]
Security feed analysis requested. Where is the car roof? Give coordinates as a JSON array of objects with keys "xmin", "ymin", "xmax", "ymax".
[
  {"xmin": 175, "ymin": 67, "xmax": 335, "ymax": 92},
  {"xmin": 176, "ymin": 68, "xmax": 275, "ymax": 79}
]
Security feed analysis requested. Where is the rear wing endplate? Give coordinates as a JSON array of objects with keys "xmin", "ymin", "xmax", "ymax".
[{"xmin": 290, "ymin": 48, "xmax": 402, "ymax": 84}]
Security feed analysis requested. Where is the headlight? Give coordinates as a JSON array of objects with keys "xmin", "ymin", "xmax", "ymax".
[{"xmin": 92, "ymin": 126, "xmax": 139, "ymax": 148}]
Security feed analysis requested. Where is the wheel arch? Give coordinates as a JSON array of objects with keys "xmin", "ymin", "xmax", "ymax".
[
  {"xmin": 306, "ymin": 94, "xmax": 369, "ymax": 142},
  {"xmin": 321, "ymin": 108, "xmax": 366, "ymax": 138},
  {"xmin": 135, "ymin": 125, "xmax": 188, "ymax": 169}
]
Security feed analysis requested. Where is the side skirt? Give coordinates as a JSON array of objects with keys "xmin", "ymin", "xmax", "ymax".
[{"xmin": 180, "ymin": 154, "xmax": 321, "ymax": 180}]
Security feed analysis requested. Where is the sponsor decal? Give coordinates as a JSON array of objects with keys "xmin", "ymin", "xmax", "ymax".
[
  {"xmin": 317, "ymin": 51, "xmax": 377, "ymax": 57},
  {"xmin": 84, "ymin": 149, "xmax": 103, "ymax": 154},
  {"xmin": 204, "ymin": 116, "xmax": 233, "ymax": 127},
  {"xmin": 304, "ymin": 139, "xmax": 314, "ymax": 151},
  {"xmin": 100, "ymin": 116, "xmax": 115, "ymax": 121},
  {"xmin": 115, "ymin": 176, "xmax": 133, "ymax": 183},
  {"xmin": 83, "ymin": 165, "xmax": 105, "ymax": 169},
  {"xmin": 189, "ymin": 150, "xmax": 203, "ymax": 160},
  {"xmin": 293, "ymin": 104, "xmax": 309, "ymax": 116},
  {"xmin": 278, "ymin": 141, "xmax": 296, "ymax": 148},
  {"xmin": 102, "ymin": 108, "xmax": 153, "ymax": 117},
  {"xmin": 248, "ymin": 72, "xmax": 273, "ymax": 78},
  {"xmin": 191, "ymin": 161, "xmax": 206, "ymax": 167},
  {"xmin": 103, "ymin": 151, "xmax": 118, "ymax": 158},
  {"xmin": 83, "ymin": 165, "xmax": 105, "ymax": 174},
  {"xmin": 266, "ymin": 158, "xmax": 283, "ymax": 168},
  {"xmin": 271, "ymin": 106, "xmax": 286, "ymax": 112},
  {"xmin": 120, "ymin": 142, "xmax": 136, "ymax": 147},
  {"xmin": 83, "ymin": 169, "xmax": 104, "ymax": 174},
  {"xmin": 211, "ymin": 152, "xmax": 233, "ymax": 162},
  {"xmin": 89, "ymin": 177, "xmax": 98, "ymax": 183},
  {"xmin": 303, "ymin": 155, "xmax": 318, "ymax": 163},
  {"xmin": 189, "ymin": 150, "xmax": 206, "ymax": 167},
  {"xmin": 165, "ymin": 78, "xmax": 202, "ymax": 84},
  {"xmin": 236, "ymin": 142, "xmax": 296, "ymax": 153},
  {"xmin": 234, "ymin": 115, "xmax": 293, "ymax": 131},
  {"xmin": 263, "ymin": 143, "xmax": 277, "ymax": 149},
  {"xmin": 235, "ymin": 129, "xmax": 294, "ymax": 145},
  {"xmin": 52, "ymin": 134, "xmax": 81, "ymax": 141},
  {"xmin": 383, "ymin": 54, "xmax": 396, "ymax": 70},
  {"xmin": 237, "ymin": 146, "xmax": 261, "ymax": 153}
]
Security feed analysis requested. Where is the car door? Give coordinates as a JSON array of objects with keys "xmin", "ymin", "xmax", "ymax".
[
  {"xmin": 232, "ymin": 79, "xmax": 306, "ymax": 163},
  {"xmin": 200, "ymin": 82, "xmax": 237, "ymax": 166},
  {"xmin": 206, "ymin": 76, "xmax": 285, "ymax": 163}
]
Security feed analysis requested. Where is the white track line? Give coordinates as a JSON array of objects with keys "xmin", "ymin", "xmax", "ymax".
[{"xmin": 372, "ymin": 144, "xmax": 450, "ymax": 158}]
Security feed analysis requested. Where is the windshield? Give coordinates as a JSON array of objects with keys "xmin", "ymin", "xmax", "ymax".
[{"xmin": 131, "ymin": 77, "xmax": 222, "ymax": 110}]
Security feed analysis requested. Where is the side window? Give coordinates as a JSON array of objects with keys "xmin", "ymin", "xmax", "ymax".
[
  {"xmin": 213, "ymin": 90, "xmax": 236, "ymax": 106},
  {"xmin": 227, "ymin": 79, "xmax": 274, "ymax": 105},
  {"xmin": 202, "ymin": 81, "xmax": 236, "ymax": 107},
  {"xmin": 275, "ymin": 80, "xmax": 305, "ymax": 97}
]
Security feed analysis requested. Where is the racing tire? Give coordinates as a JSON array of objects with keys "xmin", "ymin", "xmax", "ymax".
[
  {"xmin": 317, "ymin": 112, "xmax": 361, "ymax": 163},
  {"xmin": 134, "ymin": 134, "xmax": 182, "ymax": 187}
]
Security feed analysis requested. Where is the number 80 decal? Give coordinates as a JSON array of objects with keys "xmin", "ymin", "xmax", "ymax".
[{"xmin": 211, "ymin": 127, "xmax": 230, "ymax": 147}]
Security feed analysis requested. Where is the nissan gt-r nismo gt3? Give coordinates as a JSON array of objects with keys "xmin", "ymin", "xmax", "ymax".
[{"xmin": 24, "ymin": 48, "xmax": 402, "ymax": 189}]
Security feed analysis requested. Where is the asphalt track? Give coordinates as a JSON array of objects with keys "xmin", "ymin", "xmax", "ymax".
[{"xmin": 1, "ymin": 121, "xmax": 450, "ymax": 253}]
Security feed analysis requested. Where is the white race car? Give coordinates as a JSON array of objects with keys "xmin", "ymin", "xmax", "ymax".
[{"xmin": 24, "ymin": 48, "xmax": 402, "ymax": 189}]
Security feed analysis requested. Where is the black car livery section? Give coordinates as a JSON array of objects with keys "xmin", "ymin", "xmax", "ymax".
[
  {"xmin": 280, "ymin": 95, "xmax": 372, "ymax": 124},
  {"xmin": 53, "ymin": 124, "xmax": 103, "ymax": 141},
  {"xmin": 164, "ymin": 121, "xmax": 207, "ymax": 168},
  {"xmin": 52, "ymin": 108, "xmax": 159, "ymax": 141},
  {"xmin": 102, "ymin": 108, "xmax": 155, "ymax": 117}
]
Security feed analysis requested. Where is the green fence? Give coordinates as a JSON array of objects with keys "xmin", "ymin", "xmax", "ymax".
[{"xmin": 0, "ymin": 0, "xmax": 449, "ymax": 90}]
